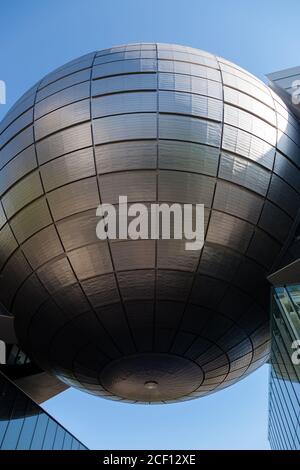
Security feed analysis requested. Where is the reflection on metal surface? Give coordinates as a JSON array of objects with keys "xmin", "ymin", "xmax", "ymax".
[{"xmin": 1, "ymin": 43, "xmax": 300, "ymax": 403}]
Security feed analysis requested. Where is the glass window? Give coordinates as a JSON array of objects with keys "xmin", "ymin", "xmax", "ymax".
[
  {"xmin": 0, "ymin": 371, "xmax": 86, "ymax": 450},
  {"xmin": 63, "ymin": 432, "xmax": 73, "ymax": 450},
  {"xmin": 0, "ymin": 381, "xmax": 17, "ymax": 446},
  {"xmin": 53, "ymin": 426, "xmax": 66, "ymax": 450},
  {"xmin": 287, "ymin": 285, "xmax": 300, "ymax": 314},
  {"xmin": 42, "ymin": 419, "xmax": 57, "ymax": 450},
  {"xmin": 270, "ymin": 286, "xmax": 300, "ymax": 449},
  {"xmin": 16, "ymin": 403, "xmax": 39, "ymax": 450},
  {"xmin": 1, "ymin": 392, "xmax": 27, "ymax": 449},
  {"xmin": 71, "ymin": 437, "xmax": 80, "ymax": 450},
  {"xmin": 30, "ymin": 413, "xmax": 49, "ymax": 450}
]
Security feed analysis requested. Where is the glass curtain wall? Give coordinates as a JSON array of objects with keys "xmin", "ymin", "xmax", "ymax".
[
  {"xmin": 0, "ymin": 371, "xmax": 87, "ymax": 450},
  {"xmin": 269, "ymin": 285, "xmax": 300, "ymax": 450}
]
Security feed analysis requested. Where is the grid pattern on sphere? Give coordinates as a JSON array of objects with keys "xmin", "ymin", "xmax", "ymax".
[{"xmin": 0, "ymin": 43, "xmax": 300, "ymax": 402}]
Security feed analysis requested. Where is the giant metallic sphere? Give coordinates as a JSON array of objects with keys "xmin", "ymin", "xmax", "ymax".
[{"xmin": 0, "ymin": 43, "xmax": 299, "ymax": 403}]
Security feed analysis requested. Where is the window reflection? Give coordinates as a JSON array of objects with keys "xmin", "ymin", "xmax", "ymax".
[
  {"xmin": 0, "ymin": 371, "xmax": 86, "ymax": 450},
  {"xmin": 270, "ymin": 287, "xmax": 300, "ymax": 450}
]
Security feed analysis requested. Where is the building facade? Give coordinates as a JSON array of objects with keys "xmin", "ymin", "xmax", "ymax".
[
  {"xmin": 267, "ymin": 67, "xmax": 300, "ymax": 120},
  {"xmin": 0, "ymin": 370, "xmax": 87, "ymax": 450},
  {"xmin": 268, "ymin": 285, "xmax": 300, "ymax": 449},
  {"xmin": 267, "ymin": 68, "xmax": 300, "ymax": 450}
]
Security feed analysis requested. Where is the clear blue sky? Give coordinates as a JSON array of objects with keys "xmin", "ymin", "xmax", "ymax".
[{"xmin": 1, "ymin": 0, "xmax": 299, "ymax": 450}]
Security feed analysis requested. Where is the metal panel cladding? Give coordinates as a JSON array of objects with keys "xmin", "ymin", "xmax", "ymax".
[{"xmin": 1, "ymin": 43, "xmax": 300, "ymax": 403}]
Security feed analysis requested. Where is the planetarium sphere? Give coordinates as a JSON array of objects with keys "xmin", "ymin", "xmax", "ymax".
[{"xmin": 1, "ymin": 43, "xmax": 300, "ymax": 403}]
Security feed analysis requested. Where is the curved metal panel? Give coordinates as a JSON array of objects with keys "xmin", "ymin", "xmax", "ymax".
[{"xmin": 0, "ymin": 43, "xmax": 299, "ymax": 404}]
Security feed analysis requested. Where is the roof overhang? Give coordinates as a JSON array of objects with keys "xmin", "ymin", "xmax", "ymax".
[{"xmin": 268, "ymin": 258, "xmax": 300, "ymax": 287}]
